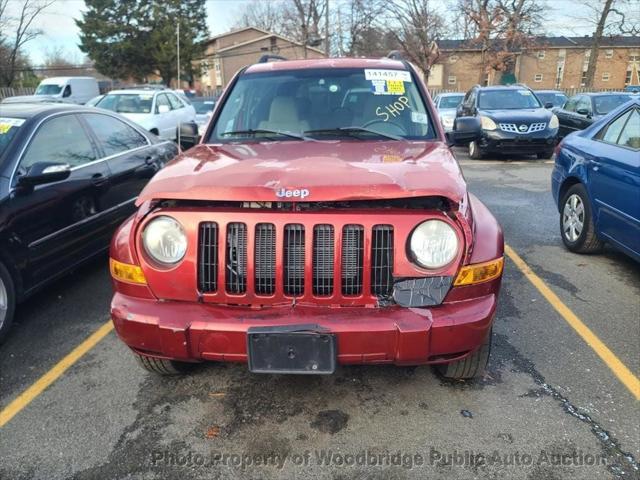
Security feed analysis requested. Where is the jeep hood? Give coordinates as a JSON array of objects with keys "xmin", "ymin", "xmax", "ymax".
[{"xmin": 136, "ymin": 141, "xmax": 467, "ymax": 205}]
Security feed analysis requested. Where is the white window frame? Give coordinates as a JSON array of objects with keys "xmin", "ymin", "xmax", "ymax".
[
  {"xmin": 602, "ymin": 72, "xmax": 610, "ymax": 82},
  {"xmin": 447, "ymin": 75, "xmax": 457, "ymax": 85},
  {"xmin": 604, "ymin": 49, "xmax": 613, "ymax": 59},
  {"xmin": 534, "ymin": 73, "xmax": 543, "ymax": 82},
  {"xmin": 537, "ymin": 50, "xmax": 545, "ymax": 59},
  {"xmin": 449, "ymin": 55, "xmax": 459, "ymax": 64}
]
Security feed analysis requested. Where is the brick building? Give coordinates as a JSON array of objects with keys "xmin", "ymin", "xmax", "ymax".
[
  {"xmin": 428, "ymin": 36, "xmax": 640, "ymax": 92},
  {"xmin": 196, "ymin": 27, "xmax": 326, "ymax": 91}
]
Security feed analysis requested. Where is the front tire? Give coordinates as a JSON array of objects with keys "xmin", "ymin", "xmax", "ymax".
[
  {"xmin": 560, "ymin": 184, "xmax": 604, "ymax": 253},
  {"xmin": 468, "ymin": 140, "xmax": 484, "ymax": 159},
  {"xmin": 0, "ymin": 262, "xmax": 16, "ymax": 345},
  {"xmin": 436, "ymin": 329, "xmax": 492, "ymax": 379},
  {"xmin": 133, "ymin": 352, "xmax": 193, "ymax": 375}
]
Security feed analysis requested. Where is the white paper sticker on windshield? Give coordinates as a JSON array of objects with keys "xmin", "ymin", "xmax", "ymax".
[
  {"xmin": 365, "ymin": 69, "xmax": 412, "ymax": 82},
  {"xmin": 0, "ymin": 117, "xmax": 25, "ymax": 134},
  {"xmin": 411, "ymin": 112, "xmax": 429, "ymax": 124}
]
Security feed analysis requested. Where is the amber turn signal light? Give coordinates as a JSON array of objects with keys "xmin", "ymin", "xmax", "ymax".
[
  {"xmin": 110, "ymin": 258, "xmax": 147, "ymax": 285},
  {"xmin": 453, "ymin": 257, "xmax": 504, "ymax": 286}
]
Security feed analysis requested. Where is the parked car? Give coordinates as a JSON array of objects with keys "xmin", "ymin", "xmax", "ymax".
[
  {"xmin": 552, "ymin": 98, "xmax": 639, "ymax": 261},
  {"xmin": 94, "ymin": 88, "xmax": 196, "ymax": 140},
  {"xmin": 456, "ymin": 84, "xmax": 559, "ymax": 159},
  {"xmin": 0, "ymin": 103, "xmax": 178, "ymax": 343},
  {"xmin": 554, "ymin": 92, "xmax": 633, "ymax": 139},
  {"xmin": 190, "ymin": 97, "xmax": 217, "ymax": 135},
  {"xmin": 433, "ymin": 92, "xmax": 465, "ymax": 131},
  {"xmin": 534, "ymin": 90, "xmax": 567, "ymax": 108},
  {"xmin": 109, "ymin": 56, "xmax": 504, "ymax": 379},
  {"xmin": 624, "ymin": 85, "xmax": 640, "ymax": 93},
  {"xmin": 3, "ymin": 77, "xmax": 100, "ymax": 105}
]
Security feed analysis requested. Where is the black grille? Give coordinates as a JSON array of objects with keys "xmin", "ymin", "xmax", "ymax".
[
  {"xmin": 342, "ymin": 225, "xmax": 364, "ymax": 296},
  {"xmin": 226, "ymin": 223, "xmax": 247, "ymax": 294},
  {"xmin": 255, "ymin": 223, "xmax": 276, "ymax": 295},
  {"xmin": 371, "ymin": 225, "xmax": 394, "ymax": 296},
  {"xmin": 313, "ymin": 225, "xmax": 334, "ymax": 296},
  {"xmin": 198, "ymin": 222, "xmax": 218, "ymax": 293},
  {"xmin": 284, "ymin": 224, "xmax": 305, "ymax": 296}
]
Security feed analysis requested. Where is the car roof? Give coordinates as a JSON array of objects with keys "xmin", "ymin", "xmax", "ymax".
[
  {"xmin": 105, "ymin": 89, "xmax": 166, "ymax": 95},
  {"xmin": 579, "ymin": 91, "xmax": 632, "ymax": 97},
  {"xmin": 245, "ymin": 57, "xmax": 407, "ymax": 74},
  {"xmin": 0, "ymin": 102, "xmax": 89, "ymax": 119},
  {"xmin": 476, "ymin": 85, "xmax": 530, "ymax": 91},
  {"xmin": 437, "ymin": 92, "xmax": 464, "ymax": 96},
  {"xmin": 534, "ymin": 90, "xmax": 565, "ymax": 94}
]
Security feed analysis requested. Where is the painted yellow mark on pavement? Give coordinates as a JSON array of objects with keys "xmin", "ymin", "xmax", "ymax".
[
  {"xmin": 505, "ymin": 244, "xmax": 640, "ymax": 401},
  {"xmin": 0, "ymin": 320, "xmax": 113, "ymax": 428}
]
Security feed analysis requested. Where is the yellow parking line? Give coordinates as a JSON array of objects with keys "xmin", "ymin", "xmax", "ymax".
[
  {"xmin": 505, "ymin": 244, "xmax": 640, "ymax": 401},
  {"xmin": 0, "ymin": 320, "xmax": 113, "ymax": 428}
]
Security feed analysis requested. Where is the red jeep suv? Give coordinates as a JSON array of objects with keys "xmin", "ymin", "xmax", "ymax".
[{"xmin": 109, "ymin": 57, "xmax": 504, "ymax": 379}]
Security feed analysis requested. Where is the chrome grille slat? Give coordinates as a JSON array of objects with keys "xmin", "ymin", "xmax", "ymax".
[
  {"xmin": 198, "ymin": 222, "xmax": 218, "ymax": 293},
  {"xmin": 499, "ymin": 122, "xmax": 547, "ymax": 134},
  {"xmin": 371, "ymin": 225, "xmax": 394, "ymax": 297},
  {"xmin": 313, "ymin": 225, "xmax": 334, "ymax": 296},
  {"xmin": 342, "ymin": 225, "xmax": 364, "ymax": 296},
  {"xmin": 226, "ymin": 222, "xmax": 247, "ymax": 294},
  {"xmin": 255, "ymin": 223, "xmax": 276, "ymax": 295},
  {"xmin": 284, "ymin": 224, "xmax": 305, "ymax": 296}
]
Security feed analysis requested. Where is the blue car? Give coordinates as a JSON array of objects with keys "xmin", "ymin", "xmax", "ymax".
[{"xmin": 552, "ymin": 99, "xmax": 640, "ymax": 261}]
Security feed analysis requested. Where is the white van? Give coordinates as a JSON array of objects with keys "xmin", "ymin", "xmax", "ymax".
[{"xmin": 33, "ymin": 77, "xmax": 100, "ymax": 104}]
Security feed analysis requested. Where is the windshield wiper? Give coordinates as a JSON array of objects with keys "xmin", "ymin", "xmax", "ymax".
[
  {"xmin": 220, "ymin": 129, "xmax": 310, "ymax": 141},
  {"xmin": 304, "ymin": 126, "xmax": 403, "ymax": 141}
]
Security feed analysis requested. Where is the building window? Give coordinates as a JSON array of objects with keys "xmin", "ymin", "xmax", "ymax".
[
  {"xmin": 558, "ymin": 49, "xmax": 566, "ymax": 59},
  {"xmin": 482, "ymin": 72, "xmax": 490, "ymax": 86},
  {"xmin": 602, "ymin": 72, "xmax": 610, "ymax": 82},
  {"xmin": 449, "ymin": 55, "xmax": 459, "ymax": 64},
  {"xmin": 605, "ymin": 49, "xmax": 613, "ymax": 59},
  {"xmin": 448, "ymin": 75, "xmax": 457, "ymax": 85},
  {"xmin": 581, "ymin": 70, "xmax": 587, "ymax": 86},
  {"xmin": 555, "ymin": 65, "xmax": 564, "ymax": 88},
  {"xmin": 534, "ymin": 73, "xmax": 543, "ymax": 82},
  {"xmin": 625, "ymin": 69, "xmax": 633, "ymax": 85},
  {"xmin": 584, "ymin": 50, "xmax": 591, "ymax": 58},
  {"xmin": 537, "ymin": 50, "xmax": 545, "ymax": 59}
]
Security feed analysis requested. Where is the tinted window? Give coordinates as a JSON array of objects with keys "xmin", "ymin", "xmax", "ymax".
[
  {"xmin": 601, "ymin": 110, "xmax": 632, "ymax": 144},
  {"xmin": 21, "ymin": 115, "xmax": 96, "ymax": 169},
  {"xmin": 83, "ymin": 113, "xmax": 148, "ymax": 157},
  {"xmin": 167, "ymin": 93, "xmax": 184, "ymax": 110},
  {"xmin": 0, "ymin": 117, "xmax": 24, "ymax": 156},
  {"xmin": 478, "ymin": 89, "xmax": 541, "ymax": 109},
  {"xmin": 576, "ymin": 96, "xmax": 592, "ymax": 113},
  {"xmin": 156, "ymin": 94, "xmax": 170, "ymax": 113},
  {"xmin": 564, "ymin": 96, "xmax": 578, "ymax": 112},
  {"xmin": 35, "ymin": 84, "xmax": 63, "ymax": 95},
  {"xmin": 617, "ymin": 109, "xmax": 640, "ymax": 149},
  {"xmin": 211, "ymin": 67, "xmax": 434, "ymax": 141},
  {"xmin": 593, "ymin": 94, "xmax": 633, "ymax": 115},
  {"xmin": 97, "ymin": 93, "xmax": 154, "ymax": 114}
]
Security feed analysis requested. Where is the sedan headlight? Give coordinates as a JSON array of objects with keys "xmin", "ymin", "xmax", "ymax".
[
  {"xmin": 142, "ymin": 216, "xmax": 187, "ymax": 265},
  {"xmin": 480, "ymin": 115, "xmax": 497, "ymax": 130},
  {"xmin": 409, "ymin": 220, "xmax": 459, "ymax": 269},
  {"xmin": 549, "ymin": 114, "xmax": 559, "ymax": 129}
]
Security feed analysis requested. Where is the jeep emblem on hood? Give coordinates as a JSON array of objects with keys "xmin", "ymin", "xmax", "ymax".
[{"xmin": 276, "ymin": 188, "xmax": 310, "ymax": 199}]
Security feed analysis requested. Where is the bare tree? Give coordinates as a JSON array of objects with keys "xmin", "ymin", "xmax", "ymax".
[
  {"xmin": 286, "ymin": 0, "xmax": 326, "ymax": 57},
  {"xmin": 232, "ymin": 0, "xmax": 288, "ymax": 36},
  {"xmin": 42, "ymin": 46, "xmax": 88, "ymax": 77},
  {"xmin": 0, "ymin": 0, "xmax": 54, "ymax": 86},
  {"xmin": 338, "ymin": 0, "xmax": 388, "ymax": 56},
  {"xmin": 387, "ymin": 0, "xmax": 445, "ymax": 79}
]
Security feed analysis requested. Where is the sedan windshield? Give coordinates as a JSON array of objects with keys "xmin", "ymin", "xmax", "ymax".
[
  {"xmin": 478, "ymin": 89, "xmax": 542, "ymax": 110},
  {"xmin": 35, "ymin": 84, "xmax": 63, "ymax": 95},
  {"xmin": 210, "ymin": 67, "xmax": 434, "ymax": 142},
  {"xmin": 438, "ymin": 95, "xmax": 464, "ymax": 109},
  {"xmin": 0, "ymin": 117, "xmax": 24, "ymax": 156},
  {"xmin": 593, "ymin": 94, "xmax": 633, "ymax": 115},
  {"xmin": 97, "ymin": 93, "xmax": 154, "ymax": 114}
]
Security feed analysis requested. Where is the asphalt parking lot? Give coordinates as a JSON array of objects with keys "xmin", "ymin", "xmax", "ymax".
[{"xmin": 0, "ymin": 148, "xmax": 638, "ymax": 480}]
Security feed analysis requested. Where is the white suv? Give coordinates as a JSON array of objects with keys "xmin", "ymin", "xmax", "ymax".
[{"xmin": 95, "ymin": 88, "xmax": 196, "ymax": 140}]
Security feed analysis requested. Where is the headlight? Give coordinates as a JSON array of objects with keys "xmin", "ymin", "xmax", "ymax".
[
  {"xmin": 142, "ymin": 216, "xmax": 187, "ymax": 265},
  {"xmin": 409, "ymin": 220, "xmax": 459, "ymax": 269},
  {"xmin": 480, "ymin": 116, "xmax": 497, "ymax": 130},
  {"xmin": 549, "ymin": 114, "xmax": 559, "ymax": 129}
]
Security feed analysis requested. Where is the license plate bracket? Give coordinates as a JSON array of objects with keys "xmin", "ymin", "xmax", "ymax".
[{"xmin": 247, "ymin": 324, "xmax": 336, "ymax": 374}]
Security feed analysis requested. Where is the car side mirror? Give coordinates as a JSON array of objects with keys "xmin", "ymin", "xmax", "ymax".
[
  {"xmin": 157, "ymin": 104, "xmax": 170, "ymax": 114},
  {"xmin": 544, "ymin": 102, "xmax": 554, "ymax": 109},
  {"xmin": 17, "ymin": 162, "xmax": 71, "ymax": 189},
  {"xmin": 178, "ymin": 122, "xmax": 200, "ymax": 150},
  {"xmin": 446, "ymin": 116, "xmax": 482, "ymax": 146},
  {"xmin": 576, "ymin": 108, "xmax": 589, "ymax": 116}
]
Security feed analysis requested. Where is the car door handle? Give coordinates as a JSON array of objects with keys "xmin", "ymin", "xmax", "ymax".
[
  {"xmin": 91, "ymin": 173, "xmax": 107, "ymax": 186},
  {"xmin": 145, "ymin": 155, "xmax": 159, "ymax": 165}
]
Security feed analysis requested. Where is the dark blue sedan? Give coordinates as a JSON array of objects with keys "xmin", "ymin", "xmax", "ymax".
[{"xmin": 552, "ymin": 99, "xmax": 640, "ymax": 261}]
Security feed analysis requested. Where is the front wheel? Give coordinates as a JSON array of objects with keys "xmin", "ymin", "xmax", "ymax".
[
  {"xmin": 133, "ymin": 352, "xmax": 193, "ymax": 375},
  {"xmin": 0, "ymin": 262, "xmax": 16, "ymax": 345},
  {"xmin": 436, "ymin": 329, "xmax": 492, "ymax": 379},
  {"xmin": 468, "ymin": 140, "xmax": 484, "ymax": 159},
  {"xmin": 560, "ymin": 184, "xmax": 604, "ymax": 253}
]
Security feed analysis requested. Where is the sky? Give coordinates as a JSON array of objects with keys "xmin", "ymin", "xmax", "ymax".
[{"xmin": 2, "ymin": 0, "xmax": 619, "ymax": 66}]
